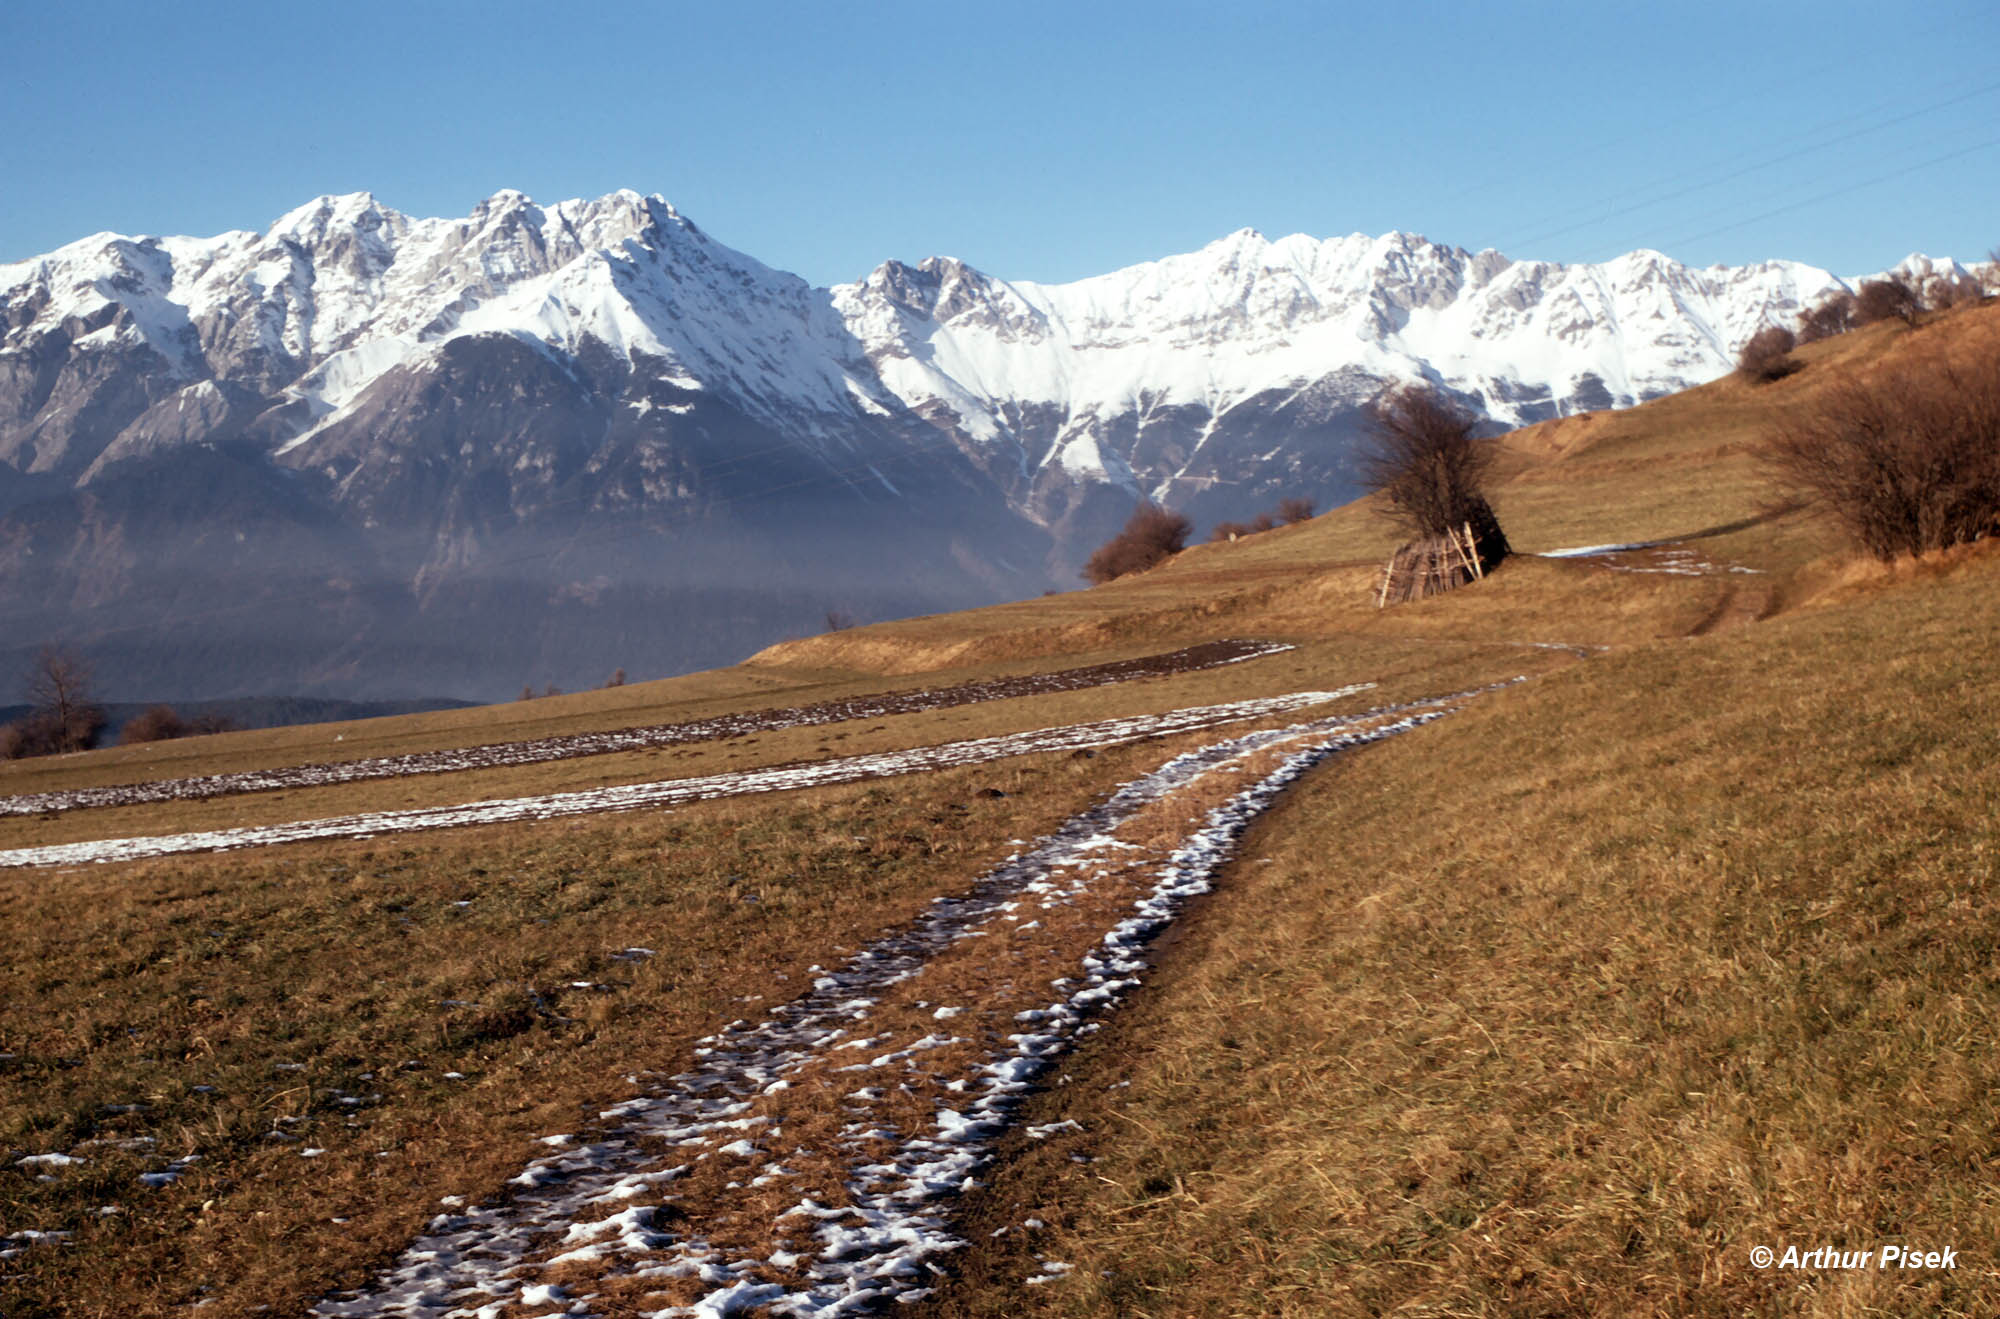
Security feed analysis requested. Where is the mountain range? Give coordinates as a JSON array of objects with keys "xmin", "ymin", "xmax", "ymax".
[{"xmin": 0, "ymin": 189, "xmax": 1960, "ymax": 699}]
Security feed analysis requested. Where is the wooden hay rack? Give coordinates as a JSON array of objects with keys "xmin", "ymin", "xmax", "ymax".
[{"xmin": 1375, "ymin": 520, "xmax": 1492, "ymax": 607}]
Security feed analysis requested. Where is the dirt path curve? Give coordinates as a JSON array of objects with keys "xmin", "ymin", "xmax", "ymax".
[
  {"xmin": 1687, "ymin": 582, "xmax": 1776, "ymax": 636},
  {"xmin": 0, "ymin": 686, "xmax": 1370, "ymax": 870},
  {"xmin": 311, "ymin": 681, "xmax": 1519, "ymax": 1318},
  {"xmin": 0, "ymin": 640, "xmax": 1291, "ymax": 820}
]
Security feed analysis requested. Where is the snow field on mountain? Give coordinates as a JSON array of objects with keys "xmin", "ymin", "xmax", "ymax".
[
  {"xmin": 310, "ymin": 684, "xmax": 1514, "ymax": 1317},
  {"xmin": 8, "ymin": 186, "xmax": 1944, "ymax": 506}
]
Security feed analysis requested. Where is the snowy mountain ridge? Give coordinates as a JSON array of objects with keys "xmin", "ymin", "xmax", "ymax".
[
  {"xmin": 4, "ymin": 187, "xmax": 1956, "ymax": 499},
  {"xmin": 0, "ymin": 190, "xmax": 1972, "ymax": 699}
]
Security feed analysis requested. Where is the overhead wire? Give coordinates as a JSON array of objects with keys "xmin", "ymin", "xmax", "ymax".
[{"xmin": 1498, "ymin": 75, "xmax": 2000, "ymax": 259}]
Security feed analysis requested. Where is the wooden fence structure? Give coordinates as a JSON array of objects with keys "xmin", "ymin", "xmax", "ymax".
[{"xmin": 1375, "ymin": 515, "xmax": 1508, "ymax": 607}]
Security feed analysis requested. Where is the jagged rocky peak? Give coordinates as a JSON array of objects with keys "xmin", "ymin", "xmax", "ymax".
[{"xmin": 856, "ymin": 254, "xmax": 1040, "ymax": 334}]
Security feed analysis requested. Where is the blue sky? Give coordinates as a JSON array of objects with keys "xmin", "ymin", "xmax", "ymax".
[{"xmin": 4, "ymin": 0, "xmax": 1996, "ymax": 284}]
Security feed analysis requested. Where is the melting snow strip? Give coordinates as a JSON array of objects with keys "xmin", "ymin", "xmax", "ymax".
[
  {"xmin": 0, "ymin": 685, "xmax": 1366, "ymax": 869},
  {"xmin": 1539, "ymin": 541, "xmax": 1667, "ymax": 558},
  {"xmin": 0, "ymin": 640, "xmax": 1293, "ymax": 819},
  {"xmin": 310, "ymin": 680, "xmax": 1519, "ymax": 1318},
  {"xmin": 1539, "ymin": 543, "xmax": 1760, "ymax": 577}
]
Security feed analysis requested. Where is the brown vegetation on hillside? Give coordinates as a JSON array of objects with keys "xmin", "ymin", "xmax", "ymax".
[
  {"xmin": 1736, "ymin": 325, "xmax": 1799, "ymax": 382},
  {"xmin": 1082, "ymin": 502, "xmax": 1192, "ymax": 584},
  {"xmin": 1796, "ymin": 288, "xmax": 1858, "ymax": 343},
  {"xmin": 1763, "ymin": 331, "xmax": 2000, "ymax": 560},
  {"xmin": 1208, "ymin": 497, "xmax": 1316, "ymax": 543},
  {"xmin": 1854, "ymin": 274, "xmax": 1921, "ymax": 327},
  {"xmin": 119, "ymin": 706, "xmax": 240, "ymax": 746}
]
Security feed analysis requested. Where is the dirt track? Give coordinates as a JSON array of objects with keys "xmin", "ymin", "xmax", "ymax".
[
  {"xmin": 308, "ymin": 691, "xmax": 1497, "ymax": 1318},
  {"xmin": 0, "ymin": 640, "xmax": 1290, "ymax": 820}
]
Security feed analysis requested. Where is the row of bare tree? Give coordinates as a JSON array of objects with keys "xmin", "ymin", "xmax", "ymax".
[
  {"xmin": 0, "ymin": 648, "xmax": 241, "ymax": 760},
  {"xmin": 1742, "ymin": 256, "xmax": 2000, "ymax": 384}
]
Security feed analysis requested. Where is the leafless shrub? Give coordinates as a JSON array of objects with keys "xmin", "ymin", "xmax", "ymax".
[
  {"xmin": 1210, "ymin": 499, "xmax": 1309, "ymax": 543},
  {"xmin": 1797, "ymin": 290, "xmax": 1858, "ymax": 344},
  {"xmin": 3, "ymin": 706, "xmax": 105, "ymax": 759},
  {"xmin": 519, "ymin": 684, "xmax": 536, "ymax": 702},
  {"xmin": 604, "ymin": 668, "xmax": 627, "ymax": 688},
  {"xmin": 121, "ymin": 705, "xmax": 189, "ymax": 744},
  {"xmin": 1083, "ymin": 502, "xmax": 1192, "ymax": 584},
  {"xmin": 119, "ymin": 706, "xmax": 240, "ymax": 746},
  {"xmin": 1854, "ymin": 276, "xmax": 1921, "ymax": 327},
  {"xmin": 1923, "ymin": 271, "xmax": 1984, "ymax": 311},
  {"xmin": 1738, "ymin": 325, "xmax": 1801, "ymax": 383},
  {"xmin": 1762, "ymin": 335, "xmax": 2000, "ymax": 560},
  {"xmin": 824, "ymin": 610, "xmax": 856, "ymax": 633},
  {"xmin": 543, "ymin": 683, "xmax": 563, "ymax": 698}
]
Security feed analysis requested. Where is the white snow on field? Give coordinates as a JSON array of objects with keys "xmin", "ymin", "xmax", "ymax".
[
  {"xmin": 0, "ymin": 685, "xmax": 1365, "ymax": 869},
  {"xmin": 310, "ymin": 681, "xmax": 1521, "ymax": 1317},
  {"xmin": 1540, "ymin": 542, "xmax": 1761, "ymax": 576},
  {"xmin": 1540, "ymin": 541, "xmax": 1666, "ymax": 558},
  {"xmin": 0, "ymin": 640, "xmax": 1292, "ymax": 820}
]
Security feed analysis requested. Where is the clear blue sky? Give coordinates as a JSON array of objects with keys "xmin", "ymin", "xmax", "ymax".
[{"xmin": 5, "ymin": 0, "xmax": 1996, "ymax": 285}]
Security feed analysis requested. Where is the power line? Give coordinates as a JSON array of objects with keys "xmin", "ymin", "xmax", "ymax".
[
  {"xmin": 1658, "ymin": 135, "xmax": 2000, "ymax": 254},
  {"xmin": 1500, "ymin": 76, "xmax": 2000, "ymax": 258}
]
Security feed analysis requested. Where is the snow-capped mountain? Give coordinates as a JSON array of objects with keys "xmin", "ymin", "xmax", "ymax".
[{"xmin": 0, "ymin": 189, "xmax": 1946, "ymax": 698}]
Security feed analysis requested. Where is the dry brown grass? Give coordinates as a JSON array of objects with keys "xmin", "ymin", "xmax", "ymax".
[
  {"xmin": 10, "ymin": 298, "xmax": 2000, "ymax": 1316},
  {"xmin": 0, "ymin": 734, "xmax": 1223, "ymax": 1318},
  {"xmin": 912, "ymin": 553, "xmax": 2000, "ymax": 1319}
]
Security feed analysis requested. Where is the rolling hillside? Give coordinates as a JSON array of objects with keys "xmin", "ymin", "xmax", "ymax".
[{"xmin": 2, "ymin": 298, "xmax": 1997, "ymax": 1316}]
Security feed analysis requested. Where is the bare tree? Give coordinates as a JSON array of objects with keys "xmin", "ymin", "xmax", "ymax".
[
  {"xmin": 603, "ymin": 668, "xmax": 627, "ymax": 688},
  {"xmin": 1923, "ymin": 271, "xmax": 1983, "ymax": 311},
  {"xmin": 1276, "ymin": 497, "xmax": 1317, "ymax": 524},
  {"xmin": 1854, "ymin": 276, "xmax": 1921, "ymax": 327},
  {"xmin": 1083, "ymin": 503, "xmax": 1192, "ymax": 584},
  {"xmin": 3, "ymin": 645, "xmax": 107, "ymax": 757},
  {"xmin": 1360, "ymin": 384, "xmax": 1510, "ymax": 561},
  {"xmin": 1797, "ymin": 290, "xmax": 1858, "ymax": 343}
]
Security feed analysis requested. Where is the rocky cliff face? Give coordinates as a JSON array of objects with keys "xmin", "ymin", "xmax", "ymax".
[{"xmin": 0, "ymin": 189, "xmax": 1938, "ymax": 699}]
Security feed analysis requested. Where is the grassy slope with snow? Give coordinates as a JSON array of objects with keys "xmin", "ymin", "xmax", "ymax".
[{"xmin": 3, "ymin": 300, "xmax": 1998, "ymax": 1315}]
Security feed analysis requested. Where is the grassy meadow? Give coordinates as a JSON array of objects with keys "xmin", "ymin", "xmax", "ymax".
[{"xmin": 4, "ymin": 298, "xmax": 1999, "ymax": 1315}]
